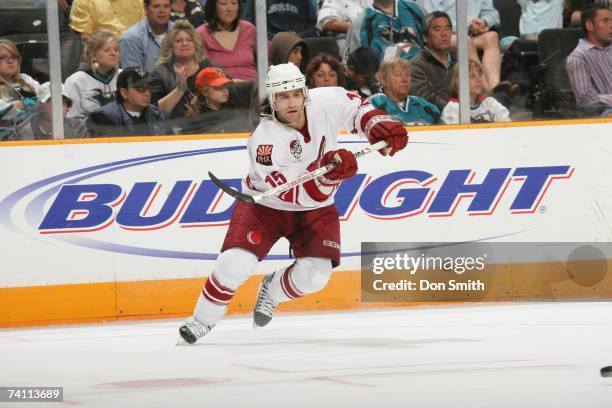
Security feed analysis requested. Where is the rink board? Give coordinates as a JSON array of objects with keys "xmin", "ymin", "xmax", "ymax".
[{"xmin": 1, "ymin": 118, "xmax": 612, "ymax": 326}]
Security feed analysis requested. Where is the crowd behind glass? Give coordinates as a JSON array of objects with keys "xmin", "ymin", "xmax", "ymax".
[{"xmin": 0, "ymin": 0, "xmax": 610, "ymax": 141}]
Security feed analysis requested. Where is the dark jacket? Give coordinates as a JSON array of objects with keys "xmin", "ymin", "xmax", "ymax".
[
  {"xmin": 182, "ymin": 106, "xmax": 253, "ymax": 134},
  {"xmin": 170, "ymin": 0, "xmax": 205, "ymax": 28},
  {"xmin": 244, "ymin": 0, "xmax": 317, "ymax": 40},
  {"xmin": 410, "ymin": 47, "xmax": 456, "ymax": 111},
  {"xmin": 344, "ymin": 76, "xmax": 380, "ymax": 99},
  {"xmin": 181, "ymin": 82, "xmax": 255, "ymax": 134},
  {"xmin": 86, "ymin": 100, "xmax": 167, "ymax": 137}
]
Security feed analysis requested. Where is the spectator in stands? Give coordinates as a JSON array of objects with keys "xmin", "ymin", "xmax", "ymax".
[
  {"xmin": 243, "ymin": 0, "xmax": 318, "ymax": 40},
  {"xmin": 346, "ymin": 0, "xmax": 425, "ymax": 61},
  {"xmin": 566, "ymin": 5, "xmax": 612, "ymax": 113},
  {"xmin": 150, "ymin": 20, "xmax": 216, "ymax": 126},
  {"xmin": 87, "ymin": 67, "xmax": 166, "ymax": 137},
  {"xmin": 10, "ymin": 82, "xmax": 87, "ymax": 140},
  {"xmin": 188, "ymin": 67, "xmax": 233, "ymax": 114},
  {"xmin": 441, "ymin": 60, "xmax": 510, "ymax": 123},
  {"xmin": 563, "ymin": 0, "xmax": 610, "ymax": 26},
  {"xmin": 316, "ymin": 0, "xmax": 372, "ymax": 56},
  {"xmin": 70, "ymin": 0, "xmax": 144, "ymax": 39},
  {"xmin": 565, "ymin": 0, "xmax": 587, "ymax": 26},
  {"xmin": 0, "ymin": 39, "xmax": 41, "ymax": 137},
  {"xmin": 411, "ymin": 11, "xmax": 455, "ymax": 110},
  {"xmin": 65, "ymin": 30, "xmax": 121, "ymax": 119},
  {"xmin": 120, "ymin": 0, "xmax": 174, "ymax": 72},
  {"xmin": 370, "ymin": 57, "xmax": 440, "ymax": 125},
  {"xmin": 196, "ymin": 0, "xmax": 258, "ymax": 82},
  {"xmin": 270, "ymin": 32, "xmax": 310, "ymax": 72},
  {"xmin": 183, "ymin": 67, "xmax": 252, "ymax": 133},
  {"xmin": 171, "ymin": 0, "xmax": 206, "ymax": 28},
  {"xmin": 418, "ymin": 0, "xmax": 502, "ymax": 90},
  {"xmin": 344, "ymin": 46, "xmax": 380, "ymax": 98},
  {"xmin": 518, "ymin": 0, "xmax": 564, "ymax": 41},
  {"xmin": 305, "ymin": 53, "xmax": 346, "ymax": 88}
]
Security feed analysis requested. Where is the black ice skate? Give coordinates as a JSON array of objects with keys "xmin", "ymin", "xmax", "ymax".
[
  {"xmin": 178, "ymin": 317, "xmax": 214, "ymax": 344},
  {"xmin": 253, "ymin": 273, "xmax": 278, "ymax": 328}
]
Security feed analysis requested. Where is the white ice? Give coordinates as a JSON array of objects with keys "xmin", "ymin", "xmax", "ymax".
[{"xmin": 1, "ymin": 302, "xmax": 612, "ymax": 407}]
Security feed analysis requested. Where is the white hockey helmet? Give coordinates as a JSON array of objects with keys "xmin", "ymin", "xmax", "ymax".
[{"xmin": 265, "ymin": 63, "xmax": 308, "ymax": 107}]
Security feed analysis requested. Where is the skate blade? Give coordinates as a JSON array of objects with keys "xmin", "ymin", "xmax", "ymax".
[{"xmin": 176, "ymin": 336, "xmax": 190, "ymax": 346}]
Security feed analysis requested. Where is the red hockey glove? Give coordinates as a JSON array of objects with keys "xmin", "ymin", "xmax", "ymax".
[
  {"xmin": 302, "ymin": 149, "xmax": 357, "ymax": 202},
  {"xmin": 322, "ymin": 149, "xmax": 358, "ymax": 181},
  {"xmin": 362, "ymin": 110, "xmax": 408, "ymax": 156}
]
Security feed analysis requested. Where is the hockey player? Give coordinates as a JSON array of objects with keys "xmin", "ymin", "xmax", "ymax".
[{"xmin": 179, "ymin": 63, "xmax": 408, "ymax": 344}]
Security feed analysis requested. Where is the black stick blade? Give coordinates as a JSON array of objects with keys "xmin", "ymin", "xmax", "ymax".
[{"xmin": 208, "ymin": 171, "xmax": 255, "ymax": 204}]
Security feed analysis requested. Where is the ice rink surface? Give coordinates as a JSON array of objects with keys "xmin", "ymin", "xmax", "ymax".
[{"xmin": 2, "ymin": 302, "xmax": 612, "ymax": 407}]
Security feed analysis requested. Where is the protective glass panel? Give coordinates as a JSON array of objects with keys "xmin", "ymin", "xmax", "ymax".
[{"xmin": 1, "ymin": 1, "xmax": 57, "ymax": 141}]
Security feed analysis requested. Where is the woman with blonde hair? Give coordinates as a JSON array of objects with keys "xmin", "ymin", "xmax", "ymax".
[
  {"xmin": 150, "ymin": 19, "xmax": 216, "ymax": 122},
  {"xmin": 64, "ymin": 30, "xmax": 121, "ymax": 119},
  {"xmin": 369, "ymin": 57, "xmax": 440, "ymax": 125},
  {"xmin": 0, "ymin": 39, "xmax": 41, "ymax": 134},
  {"xmin": 441, "ymin": 60, "xmax": 510, "ymax": 124}
]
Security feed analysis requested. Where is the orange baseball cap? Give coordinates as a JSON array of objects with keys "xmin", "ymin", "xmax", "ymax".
[{"xmin": 195, "ymin": 67, "xmax": 233, "ymax": 89}]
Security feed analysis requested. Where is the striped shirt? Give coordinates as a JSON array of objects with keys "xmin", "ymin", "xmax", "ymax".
[{"xmin": 566, "ymin": 38, "xmax": 612, "ymax": 108}]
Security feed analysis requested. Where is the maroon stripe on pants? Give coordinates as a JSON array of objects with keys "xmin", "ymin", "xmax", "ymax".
[
  {"xmin": 209, "ymin": 273, "xmax": 235, "ymax": 297},
  {"xmin": 202, "ymin": 289, "xmax": 227, "ymax": 305},
  {"xmin": 202, "ymin": 273, "xmax": 235, "ymax": 305},
  {"xmin": 280, "ymin": 264, "xmax": 303, "ymax": 299}
]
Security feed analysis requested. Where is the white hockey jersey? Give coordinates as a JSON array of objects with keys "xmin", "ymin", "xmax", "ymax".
[
  {"xmin": 64, "ymin": 69, "xmax": 121, "ymax": 119},
  {"xmin": 441, "ymin": 96, "xmax": 511, "ymax": 124},
  {"xmin": 241, "ymin": 86, "xmax": 377, "ymax": 211}
]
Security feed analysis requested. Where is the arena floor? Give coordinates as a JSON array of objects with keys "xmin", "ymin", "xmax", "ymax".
[{"xmin": 2, "ymin": 302, "xmax": 612, "ymax": 407}]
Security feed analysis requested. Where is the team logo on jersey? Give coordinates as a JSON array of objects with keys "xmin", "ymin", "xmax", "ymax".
[
  {"xmin": 289, "ymin": 139, "xmax": 302, "ymax": 159},
  {"xmin": 247, "ymin": 230, "xmax": 262, "ymax": 245},
  {"xmin": 256, "ymin": 145, "xmax": 273, "ymax": 166}
]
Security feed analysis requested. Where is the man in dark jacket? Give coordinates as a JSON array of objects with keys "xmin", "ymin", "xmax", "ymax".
[
  {"xmin": 410, "ymin": 11, "xmax": 455, "ymax": 111},
  {"xmin": 87, "ymin": 67, "xmax": 167, "ymax": 137}
]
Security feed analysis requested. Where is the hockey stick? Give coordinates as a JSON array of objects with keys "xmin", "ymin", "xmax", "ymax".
[{"xmin": 208, "ymin": 140, "xmax": 389, "ymax": 204}]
